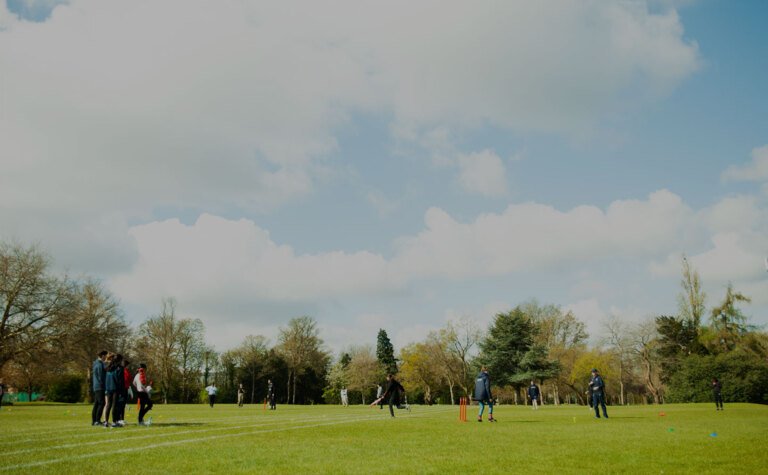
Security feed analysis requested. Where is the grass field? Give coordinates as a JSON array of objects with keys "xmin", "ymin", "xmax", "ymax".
[{"xmin": 1, "ymin": 402, "xmax": 766, "ymax": 474}]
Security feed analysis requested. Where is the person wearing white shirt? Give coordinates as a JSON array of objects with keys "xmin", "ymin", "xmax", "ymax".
[
  {"xmin": 340, "ymin": 388, "xmax": 349, "ymax": 407},
  {"xmin": 205, "ymin": 384, "xmax": 218, "ymax": 408}
]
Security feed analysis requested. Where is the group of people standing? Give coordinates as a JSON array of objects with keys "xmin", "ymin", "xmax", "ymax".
[
  {"xmin": 206, "ymin": 380, "xmax": 276, "ymax": 410},
  {"xmin": 91, "ymin": 350, "xmax": 153, "ymax": 427}
]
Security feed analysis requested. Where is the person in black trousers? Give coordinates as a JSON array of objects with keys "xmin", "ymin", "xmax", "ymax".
[
  {"xmin": 590, "ymin": 369, "xmax": 608, "ymax": 419},
  {"xmin": 712, "ymin": 378, "xmax": 724, "ymax": 410},
  {"xmin": 381, "ymin": 374, "xmax": 406, "ymax": 418},
  {"xmin": 267, "ymin": 379, "xmax": 276, "ymax": 410},
  {"xmin": 91, "ymin": 350, "xmax": 108, "ymax": 426}
]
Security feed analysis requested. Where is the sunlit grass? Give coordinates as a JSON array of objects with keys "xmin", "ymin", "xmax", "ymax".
[{"xmin": 0, "ymin": 402, "xmax": 765, "ymax": 473}]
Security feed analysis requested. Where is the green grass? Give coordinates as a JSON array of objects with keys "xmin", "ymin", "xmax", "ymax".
[{"xmin": 0, "ymin": 402, "xmax": 766, "ymax": 474}]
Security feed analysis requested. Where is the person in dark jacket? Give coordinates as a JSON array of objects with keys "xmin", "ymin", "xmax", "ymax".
[
  {"xmin": 267, "ymin": 379, "xmax": 276, "ymax": 410},
  {"xmin": 712, "ymin": 378, "xmax": 723, "ymax": 411},
  {"xmin": 473, "ymin": 367, "xmax": 496, "ymax": 422},
  {"xmin": 113, "ymin": 358, "xmax": 131, "ymax": 426},
  {"xmin": 590, "ymin": 369, "xmax": 608, "ymax": 419},
  {"xmin": 528, "ymin": 381, "xmax": 540, "ymax": 410},
  {"xmin": 381, "ymin": 374, "xmax": 406, "ymax": 417},
  {"xmin": 91, "ymin": 350, "xmax": 108, "ymax": 426},
  {"xmin": 103, "ymin": 353, "xmax": 123, "ymax": 427}
]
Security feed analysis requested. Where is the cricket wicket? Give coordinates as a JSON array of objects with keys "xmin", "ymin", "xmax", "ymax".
[{"xmin": 459, "ymin": 397, "xmax": 467, "ymax": 422}]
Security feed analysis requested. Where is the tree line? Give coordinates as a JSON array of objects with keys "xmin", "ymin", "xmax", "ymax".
[{"xmin": 1, "ymin": 241, "xmax": 766, "ymax": 405}]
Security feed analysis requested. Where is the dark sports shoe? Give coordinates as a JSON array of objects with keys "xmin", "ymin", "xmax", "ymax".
[
  {"xmin": 488, "ymin": 417, "xmax": 496, "ymax": 422},
  {"xmin": 477, "ymin": 417, "xmax": 482, "ymax": 422}
]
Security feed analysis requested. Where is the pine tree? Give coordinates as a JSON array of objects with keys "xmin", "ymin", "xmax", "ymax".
[{"xmin": 376, "ymin": 329, "xmax": 397, "ymax": 374}]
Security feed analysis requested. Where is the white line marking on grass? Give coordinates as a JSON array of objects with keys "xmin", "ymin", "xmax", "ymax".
[
  {"xmin": 0, "ymin": 412, "xmax": 369, "ymax": 457},
  {"xmin": 0, "ymin": 409, "xmax": 453, "ymax": 471},
  {"xmin": 0, "ymin": 408, "xmax": 364, "ymax": 446}
]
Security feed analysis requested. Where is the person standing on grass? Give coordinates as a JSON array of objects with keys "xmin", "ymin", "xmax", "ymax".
[
  {"xmin": 340, "ymin": 388, "xmax": 349, "ymax": 407},
  {"xmin": 376, "ymin": 384, "xmax": 384, "ymax": 410},
  {"xmin": 114, "ymin": 358, "xmax": 131, "ymax": 426},
  {"xmin": 712, "ymin": 378, "xmax": 724, "ymax": 411},
  {"xmin": 473, "ymin": 366, "xmax": 496, "ymax": 422},
  {"xmin": 103, "ymin": 354, "xmax": 124, "ymax": 427},
  {"xmin": 237, "ymin": 383, "xmax": 245, "ymax": 407},
  {"xmin": 206, "ymin": 383, "xmax": 218, "ymax": 408},
  {"xmin": 134, "ymin": 363, "xmax": 154, "ymax": 425},
  {"xmin": 590, "ymin": 369, "xmax": 608, "ymax": 419},
  {"xmin": 91, "ymin": 350, "xmax": 108, "ymax": 426},
  {"xmin": 267, "ymin": 379, "xmax": 276, "ymax": 410},
  {"xmin": 528, "ymin": 381, "xmax": 540, "ymax": 410}
]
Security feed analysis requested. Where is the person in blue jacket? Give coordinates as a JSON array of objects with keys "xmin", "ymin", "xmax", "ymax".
[
  {"xmin": 473, "ymin": 366, "xmax": 496, "ymax": 422},
  {"xmin": 590, "ymin": 369, "xmax": 608, "ymax": 419},
  {"xmin": 91, "ymin": 350, "xmax": 108, "ymax": 426}
]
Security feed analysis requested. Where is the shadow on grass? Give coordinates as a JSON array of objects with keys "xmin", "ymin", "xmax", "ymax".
[{"xmin": 145, "ymin": 422, "xmax": 205, "ymax": 427}]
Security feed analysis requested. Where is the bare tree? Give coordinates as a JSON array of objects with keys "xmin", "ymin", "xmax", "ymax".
[
  {"xmin": 602, "ymin": 314, "xmax": 632, "ymax": 405},
  {"xmin": 64, "ymin": 278, "xmax": 129, "ymax": 402},
  {"xmin": 136, "ymin": 298, "xmax": 181, "ymax": 404},
  {"xmin": 0, "ymin": 242, "xmax": 75, "ymax": 371},
  {"xmin": 679, "ymin": 255, "xmax": 706, "ymax": 327},
  {"xmin": 443, "ymin": 318, "xmax": 483, "ymax": 399},
  {"xmin": 176, "ymin": 318, "xmax": 206, "ymax": 403},
  {"xmin": 631, "ymin": 318, "xmax": 663, "ymax": 404}
]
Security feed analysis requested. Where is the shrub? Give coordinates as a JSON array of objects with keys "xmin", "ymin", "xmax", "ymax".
[{"xmin": 47, "ymin": 374, "xmax": 84, "ymax": 403}]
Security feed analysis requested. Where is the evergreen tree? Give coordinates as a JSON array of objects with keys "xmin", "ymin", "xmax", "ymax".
[
  {"xmin": 376, "ymin": 329, "xmax": 397, "ymax": 374},
  {"xmin": 479, "ymin": 308, "xmax": 537, "ymax": 387}
]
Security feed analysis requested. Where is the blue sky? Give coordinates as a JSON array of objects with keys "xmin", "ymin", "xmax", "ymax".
[{"xmin": 2, "ymin": 0, "xmax": 766, "ymax": 352}]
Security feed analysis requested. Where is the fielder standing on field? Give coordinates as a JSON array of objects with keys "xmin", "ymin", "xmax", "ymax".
[
  {"xmin": 474, "ymin": 366, "xmax": 496, "ymax": 422},
  {"xmin": 590, "ymin": 369, "xmax": 608, "ymax": 419}
]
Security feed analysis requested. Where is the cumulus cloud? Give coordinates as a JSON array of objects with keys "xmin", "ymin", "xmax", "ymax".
[
  {"xmin": 457, "ymin": 150, "xmax": 508, "ymax": 197},
  {"xmin": 0, "ymin": 0, "xmax": 700, "ymax": 269},
  {"xmin": 109, "ymin": 214, "xmax": 401, "ymax": 307},
  {"xmin": 722, "ymin": 145, "xmax": 768, "ymax": 182},
  {"xmin": 110, "ymin": 190, "xmax": 699, "ymax": 319},
  {"xmin": 393, "ymin": 190, "xmax": 694, "ymax": 278}
]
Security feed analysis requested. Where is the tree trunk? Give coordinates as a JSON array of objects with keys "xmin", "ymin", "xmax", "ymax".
[
  {"xmin": 448, "ymin": 381, "xmax": 455, "ymax": 406},
  {"xmin": 292, "ymin": 373, "xmax": 298, "ymax": 405},
  {"xmin": 251, "ymin": 370, "xmax": 256, "ymax": 405},
  {"xmin": 286, "ymin": 371, "xmax": 292, "ymax": 404},
  {"xmin": 620, "ymin": 381, "xmax": 625, "ymax": 406}
]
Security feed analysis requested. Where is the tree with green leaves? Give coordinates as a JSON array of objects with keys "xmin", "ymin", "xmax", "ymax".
[
  {"xmin": 376, "ymin": 329, "xmax": 397, "ymax": 375},
  {"xmin": 479, "ymin": 308, "xmax": 537, "ymax": 398},
  {"xmin": 346, "ymin": 345, "xmax": 378, "ymax": 404}
]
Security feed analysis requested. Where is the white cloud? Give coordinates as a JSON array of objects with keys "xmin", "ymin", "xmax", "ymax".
[
  {"xmin": 457, "ymin": 150, "xmax": 508, "ymax": 197},
  {"xmin": 393, "ymin": 189, "xmax": 694, "ymax": 278},
  {"xmin": 110, "ymin": 214, "xmax": 401, "ymax": 307},
  {"xmin": 722, "ymin": 145, "xmax": 768, "ymax": 182},
  {"xmin": 0, "ymin": 0, "xmax": 700, "ymax": 268}
]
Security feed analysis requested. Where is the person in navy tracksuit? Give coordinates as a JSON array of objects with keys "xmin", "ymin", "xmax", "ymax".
[
  {"xmin": 590, "ymin": 369, "xmax": 608, "ymax": 419},
  {"xmin": 528, "ymin": 381, "xmax": 540, "ymax": 410},
  {"xmin": 474, "ymin": 367, "xmax": 496, "ymax": 422},
  {"xmin": 712, "ymin": 378, "xmax": 724, "ymax": 410}
]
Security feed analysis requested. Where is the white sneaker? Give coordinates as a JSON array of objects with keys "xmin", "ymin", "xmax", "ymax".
[{"xmin": 146, "ymin": 417, "xmax": 152, "ymax": 426}]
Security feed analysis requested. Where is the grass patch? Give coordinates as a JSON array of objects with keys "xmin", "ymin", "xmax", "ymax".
[{"xmin": 0, "ymin": 402, "xmax": 765, "ymax": 473}]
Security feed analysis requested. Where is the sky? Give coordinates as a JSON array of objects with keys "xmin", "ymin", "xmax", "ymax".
[{"xmin": 1, "ymin": 0, "xmax": 767, "ymax": 354}]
